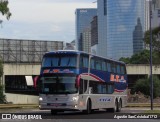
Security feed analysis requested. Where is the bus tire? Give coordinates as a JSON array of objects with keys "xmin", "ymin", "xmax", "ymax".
[
  {"xmin": 108, "ymin": 99, "xmax": 118, "ymax": 113},
  {"xmin": 117, "ymin": 99, "xmax": 122, "ymax": 112},
  {"xmin": 83, "ymin": 99, "xmax": 92, "ymax": 114},
  {"xmin": 51, "ymin": 109, "xmax": 57, "ymax": 115}
]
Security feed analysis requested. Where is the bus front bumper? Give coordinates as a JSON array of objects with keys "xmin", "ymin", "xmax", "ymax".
[{"xmin": 39, "ymin": 102, "xmax": 80, "ymax": 111}]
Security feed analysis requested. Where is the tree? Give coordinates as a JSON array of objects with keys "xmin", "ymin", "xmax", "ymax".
[
  {"xmin": 130, "ymin": 50, "xmax": 150, "ymax": 64},
  {"xmin": 119, "ymin": 57, "xmax": 130, "ymax": 64},
  {"xmin": 0, "ymin": 0, "xmax": 11, "ymax": 103},
  {"xmin": 119, "ymin": 50, "xmax": 160, "ymax": 64},
  {"xmin": 133, "ymin": 76, "xmax": 160, "ymax": 98},
  {"xmin": 0, "ymin": 59, "xmax": 3, "ymax": 78},
  {"xmin": 144, "ymin": 26, "xmax": 160, "ymax": 53},
  {"xmin": 120, "ymin": 26, "xmax": 160, "ymax": 64},
  {"xmin": 119, "ymin": 50, "xmax": 150, "ymax": 64},
  {"xmin": 0, "ymin": 0, "xmax": 11, "ymax": 20}
]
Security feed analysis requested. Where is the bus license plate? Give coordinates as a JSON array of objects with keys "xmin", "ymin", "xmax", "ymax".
[{"xmin": 49, "ymin": 103, "xmax": 61, "ymax": 106}]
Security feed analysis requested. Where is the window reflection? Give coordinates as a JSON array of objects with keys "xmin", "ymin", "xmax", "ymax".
[{"xmin": 42, "ymin": 55, "xmax": 77, "ymax": 67}]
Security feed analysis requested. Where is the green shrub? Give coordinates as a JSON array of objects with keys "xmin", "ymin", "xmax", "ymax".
[
  {"xmin": 0, "ymin": 84, "xmax": 6, "ymax": 104},
  {"xmin": 133, "ymin": 76, "xmax": 160, "ymax": 98}
]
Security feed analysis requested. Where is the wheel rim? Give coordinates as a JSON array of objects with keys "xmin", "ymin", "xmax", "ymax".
[{"xmin": 119, "ymin": 101, "xmax": 122, "ymax": 111}]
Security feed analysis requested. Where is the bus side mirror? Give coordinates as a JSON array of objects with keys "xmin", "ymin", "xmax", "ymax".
[{"xmin": 89, "ymin": 87, "xmax": 92, "ymax": 94}]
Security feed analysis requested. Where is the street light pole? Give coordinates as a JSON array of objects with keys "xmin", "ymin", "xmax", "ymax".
[{"xmin": 149, "ymin": 0, "xmax": 153, "ymax": 110}]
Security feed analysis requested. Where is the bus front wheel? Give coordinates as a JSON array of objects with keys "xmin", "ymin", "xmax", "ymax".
[{"xmin": 83, "ymin": 99, "xmax": 92, "ymax": 114}]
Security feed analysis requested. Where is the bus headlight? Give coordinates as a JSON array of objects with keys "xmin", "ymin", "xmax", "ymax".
[
  {"xmin": 39, "ymin": 97, "xmax": 43, "ymax": 101},
  {"xmin": 72, "ymin": 96, "xmax": 78, "ymax": 101}
]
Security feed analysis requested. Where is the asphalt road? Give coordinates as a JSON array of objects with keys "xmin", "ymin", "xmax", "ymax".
[{"xmin": 0, "ymin": 108, "xmax": 160, "ymax": 122}]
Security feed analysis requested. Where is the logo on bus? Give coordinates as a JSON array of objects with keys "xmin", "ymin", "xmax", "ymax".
[
  {"xmin": 110, "ymin": 74, "xmax": 126, "ymax": 83},
  {"xmin": 43, "ymin": 69, "xmax": 49, "ymax": 73},
  {"xmin": 53, "ymin": 69, "xmax": 60, "ymax": 73},
  {"xmin": 99, "ymin": 97, "xmax": 112, "ymax": 102},
  {"xmin": 43, "ymin": 69, "xmax": 74, "ymax": 74}
]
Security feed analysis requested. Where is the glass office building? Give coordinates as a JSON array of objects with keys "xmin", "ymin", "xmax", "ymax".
[
  {"xmin": 97, "ymin": 0, "xmax": 145, "ymax": 60},
  {"xmin": 75, "ymin": 9, "xmax": 97, "ymax": 51}
]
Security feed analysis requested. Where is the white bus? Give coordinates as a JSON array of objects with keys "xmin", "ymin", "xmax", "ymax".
[{"xmin": 38, "ymin": 50, "xmax": 128, "ymax": 114}]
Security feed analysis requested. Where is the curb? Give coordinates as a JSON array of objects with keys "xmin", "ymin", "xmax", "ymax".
[
  {"xmin": 0, "ymin": 103, "xmax": 160, "ymax": 109},
  {"xmin": 126, "ymin": 103, "xmax": 160, "ymax": 107},
  {"xmin": 0, "ymin": 104, "xmax": 38, "ymax": 109}
]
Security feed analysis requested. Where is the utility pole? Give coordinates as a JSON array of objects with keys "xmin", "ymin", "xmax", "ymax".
[{"xmin": 149, "ymin": 0, "xmax": 153, "ymax": 110}]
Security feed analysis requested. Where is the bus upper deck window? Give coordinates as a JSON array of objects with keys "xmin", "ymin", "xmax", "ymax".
[
  {"xmin": 102, "ymin": 61, "xmax": 107, "ymax": 71},
  {"xmin": 60, "ymin": 56, "xmax": 76, "ymax": 67},
  {"xmin": 121, "ymin": 66, "xmax": 125, "ymax": 74},
  {"xmin": 42, "ymin": 58, "xmax": 52, "ymax": 67},
  {"xmin": 117, "ymin": 65, "xmax": 121, "ymax": 74},
  {"xmin": 107, "ymin": 63, "xmax": 111, "ymax": 72},
  {"xmin": 82, "ymin": 57, "xmax": 88, "ymax": 68}
]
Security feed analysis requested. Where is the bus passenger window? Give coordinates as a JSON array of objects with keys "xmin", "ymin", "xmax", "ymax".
[
  {"xmin": 95, "ymin": 61, "xmax": 102, "ymax": 70},
  {"xmin": 91, "ymin": 59, "xmax": 95, "ymax": 69},
  {"xmin": 68, "ymin": 57, "xmax": 76, "ymax": 66},
  {"xmin": 107, "ymin": 84, "xmax": 114, "ymax": 94},
  {"xmin": 82, "ymin": 57, "xmax": 89, "ymax": 68},
  {"xmin": 116, "ymin": 65, "xmax": 121, "ymax": 74},
  {"xmin": 51, "ymin": 57, "xmax": 59, "ymax": 66},
  {"xmin": 42, "ymin": 57, "xmax": 52, "ymax": 67},
  {"xmin": 102, "ymin": 84, "xmax": 107, "ymax": 94},
  {"xmin": 60, "ymin": 57, "xmax": 76, "ymax": 67},
  {"xmin": 102, "ymin": 61, "xmax": 107, "ymax": 71},
  {"xmin": 97, "ymin": 84, "xmax": 107, "ymax": 94},
  {"xmin": 79, "ymin": 79, "xmax": 87, "ymax": 94},
  {"xmin": 111, "ymin": 63, "xmax": 116, "ymax": 73},
  {"xmin": 97, "ymin": 84, "xmax": 102, "ymax": 94},
  {"xmin": 121, "ymin": 66, "xmax": 125, "ymax": 74},
  {"xmin": 107, "ymin": 63, "xmax": 111, "ymax": 72},
  {"xmin": 89, "ymin": 81, "xmax": 97, "ymax": 94},
  {"xmin": 60, "ymin": 57, "xmax": 69, "ymax": 66}
]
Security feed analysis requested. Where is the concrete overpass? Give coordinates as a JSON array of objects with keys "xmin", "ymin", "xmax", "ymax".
[
  {"xmin": 3, "ymin": 63, "xmax": 40, "ymax": 104},
  {"xmin": 127, "ymin": 64, "xmax": 160, "ymax": 75},
  {"xmin": 2, "ymin": 63, "xmax": 160, "ymax": 104}
]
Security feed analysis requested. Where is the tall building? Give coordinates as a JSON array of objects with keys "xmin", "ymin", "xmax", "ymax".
[
  {"xmin": 133, "ymin": 18, "xmax": 144, "ymax": 54},
  {"xmin": 91, "ymin": 16, "xmax": 98, "ymax": 55},
  {"xmin": 145, "ymin": 0, "xmax": 160, "ymax": 50},
  {"xmin": 91, "ymin": 16, "xmax": 98, "ymax": 47},
  {"xmin": 151, "ymin": 0, "xmax": 160, "ymax": 28},
  {"xmin": 75, "ymin": 9, "xmax": 97, "ymax": 51},
  {"xmin": 145, "ymin": 0, "xmax": 160, "ymax": 31},
  {"xmin": 97, "ymin": 0, "xmax": 145, "ymax": 60},
  {"xmin": 82, "ymin": 27, "xmax": 91, "ymax": 53}
]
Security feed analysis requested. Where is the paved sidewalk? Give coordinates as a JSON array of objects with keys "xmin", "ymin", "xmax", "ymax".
[
  {"xmin": 0, "ymin": 103, "xmax": 160, "ymax": 109},
  {"xmin": 0, "ymin": 104, "xmax": 38, "ymax": 109}
]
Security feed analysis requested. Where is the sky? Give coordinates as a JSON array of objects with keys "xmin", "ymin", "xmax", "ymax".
[{"xmin": 0, "ymin": 0, "xmax": 96, "ymax": 42}]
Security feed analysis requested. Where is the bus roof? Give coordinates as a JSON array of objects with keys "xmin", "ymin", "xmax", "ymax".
[{"xmin": 44, "ymin": 50, "xmax": 125, "ymax": 65}]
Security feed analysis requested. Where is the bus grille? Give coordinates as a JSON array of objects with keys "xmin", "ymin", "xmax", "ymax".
[{"xmin": 47, "ymin": 95, "xmax": 69, "ymax": 102}]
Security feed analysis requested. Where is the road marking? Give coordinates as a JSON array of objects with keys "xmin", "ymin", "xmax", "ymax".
[{"xmin": 31, "ymin": 109, "xmax": 50, "ymax": 112}]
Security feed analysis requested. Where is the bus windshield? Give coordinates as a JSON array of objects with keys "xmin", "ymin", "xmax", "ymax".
[
  {"xmin": 42, "ymin": 54, "xmax": 77, "ymax": 67},
  {"xmin": 39, "ymin": 76, "xmax": 78, "ymax": 94}
]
